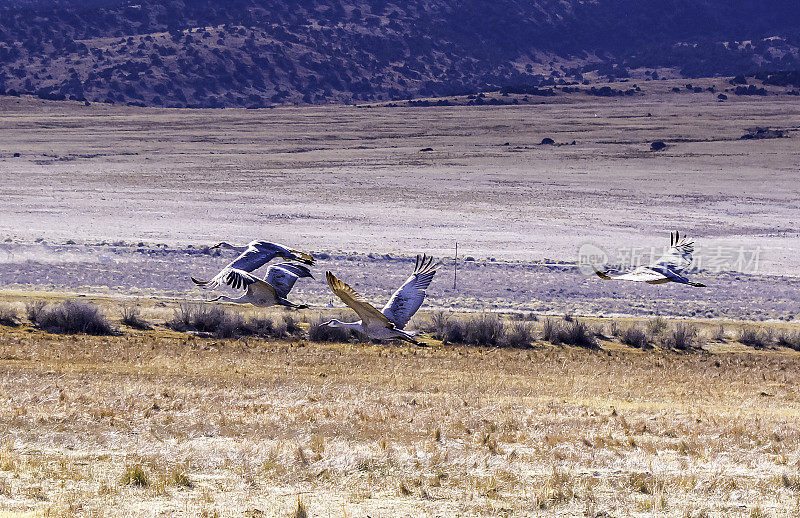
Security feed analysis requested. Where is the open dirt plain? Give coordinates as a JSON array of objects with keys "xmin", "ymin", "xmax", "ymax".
[{"xmin": 1, "ymin": 78, "xmax": 800, "ymax": 318}]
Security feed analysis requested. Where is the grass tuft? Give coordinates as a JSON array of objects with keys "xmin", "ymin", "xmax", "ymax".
[
  {"xmin": 121, "ymin": 304, "xmax": 151, "ymax": 330},
  {"xmin": 307, "ymin": 314, "xmax": 353, "ymax": 342},
  {"xmin": 167, "ymin": 303, "xmax": 299, "ymax": 339},
  {"xmin": 776, "ymin": 329, "xmax": 800, "ymax": 350},
  {"xmin": 120, "ymin": 465, "xmax": 149, "ymax": 487},
  {"xmin": 659, "ymin": 323, "xmax": 698, "ymax": 350}
]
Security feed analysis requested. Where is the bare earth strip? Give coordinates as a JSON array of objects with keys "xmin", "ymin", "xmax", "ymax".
[{"xmin": 1, "ymin": 83, "xmax": 799, "ymax": 275}]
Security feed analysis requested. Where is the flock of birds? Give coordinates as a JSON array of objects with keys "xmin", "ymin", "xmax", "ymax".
[{"xmin": 191, "ymin": 231, "xmax": 705, "ymax": 346}]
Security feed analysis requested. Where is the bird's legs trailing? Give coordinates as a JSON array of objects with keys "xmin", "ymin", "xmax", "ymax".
[
  {"xmin": 277, "ymin": 298, "xmax": 308, "ymax": 310},
  {"xmin": 395, "ymin": 329, "xmax": 427, "ymax": 347}
]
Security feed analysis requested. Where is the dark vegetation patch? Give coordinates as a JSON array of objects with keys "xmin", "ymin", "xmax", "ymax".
[
  {"xmin": 27, "ymin": 299, "xmax": 118, "ymax": 335},
  {"xmin": 659, "ymin": 323, "xmax": 698, "ymax": 350},
  {"xmin": 307, "ymin": 315, "xmax": 354, "ymax": 343},
  {"xmin": 737, "ymin": 326, "xmax": 773, "ymax": 349},
  {"xmin": 541, "ymin": 318, "xmax": 598, "ymax": 348},
  {"xmin": 740, "ymin": 127, "xmax": 787, "ymax": 140},
  {"xmin": 0, "ymin": 304, "xmax": 19, "ymax": 326},
  {"xmin": 620, "ymin": 325, "xmax": 650, "ymax": 349},
  {"xmin": 167, "ymin": 303, "xmax": 300, "ymax": 339},
  {"xmin": 121, "ymin": 304, "xmax": 151, "ymax": 330}
]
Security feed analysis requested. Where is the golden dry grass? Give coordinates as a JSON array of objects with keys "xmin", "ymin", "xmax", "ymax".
[{"xmin": 1, "ymin": 296, "xmax": 800, "ymax": 516}]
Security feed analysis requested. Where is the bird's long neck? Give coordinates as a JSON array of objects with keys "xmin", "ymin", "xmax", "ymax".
[
  {"xmin": 215, "ymin": 242, "xmax": 247, "ymax": 253},
  {"xmin": 334, "ymin": 320, "xmax": 363, "ymax": 331}
]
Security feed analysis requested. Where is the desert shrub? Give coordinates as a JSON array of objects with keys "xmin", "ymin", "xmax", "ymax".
[
  {"xmin": 463, "ymin": 313, "xmax": 505, "ymax": 346},
  {"xmin": 501, "ymin": 320, "xmax": 535, "ymax": 348},
  {"xmin": 0, "ymin": 304, "xmax": 19, "ymax": 326},
  {"xmin": 26, "ymin": 300, "xmax": 46, "ymax": 324},
  {"xmin": 776, "ymin": 329, "xmax": 800, "ymax": 351},
  {"xmin": 168, "ymin": 303, "xmax": 230, "ymax": 334},
  {"xmin": 737, "ymin": 326, "xmax": 773, "ymax": 349},
  {"xmin": 121, "ymin": 304, "xmax": 151, "ymax": 330},
  {"xmin": 660, "ymin": 323, "xmax": 698, "ymax": 350},
  {"xmin": 646, "ymin": 317, "xmax": 668, "ymax": 336},
  {"xmin": 168, "ymin": 303, "xmax": 298, "ymax": 339},
  {"xmin": 712, "ymin": 324, "xmax": 727, "ymax": 342},
  {"xmin": 307, "ymin": 315, "xmax": 352, "ymax": 342},
  {"xmin": 621, "ymin": 325, "xmax": 650, "ymax": 348},
  {"xmin": 419, "ymin": 311, "xmax": 467, "ymax": 344},
  {"xmin": 33, "ymin": 300, "xmax": 117, "ymax": 335},
  {"xmin": 608, "ymin": 320, "xmax": 621, "ymax": 338},
  {"xmin": 542, "ymin": 318, "xmax": 598, "ymax": 348}
]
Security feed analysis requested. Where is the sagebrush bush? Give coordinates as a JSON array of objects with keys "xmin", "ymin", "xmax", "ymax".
[
  {"xmin": 121, "ymin": 304, "xmax": 151, "ymax": 330},
  {"xmin": 646, "ymin": 317, "xmax": 668, "ymax": 336},
  {"xmin": 31, "ymin": 300, "xmax": 117, "ymax": 335},
  {"xmin": 501, "ymin": 320, "xmax": 535, "ymax": 348},
  {"xmin": 168, "ymin": 303, "xmax": 300, "ymax": 339},
  {"xmin": 26, "ymin": 300, "xmax": 46, "ymax": 324},
  {"xmin": 621, "ymin": 325, "xmax": 650, "ymax": 349},
  {"xmin": 660, "ymin": 323, "xmax": 698, "ymax": 350},
  {"xmin": 776, "ymin": 329, "xmax": 800, "ymax": 350},
  {"xmin": 0, "ymin": 304, "xmax": 19, "ymax": 326},
  {"xmin": 464, "ymin": 313, "xmax": 505, "ymax": 346},
  {"xmin": 542, "ymin": 318, "xmax": 598, "ymax": 348},
  {"xmin": 737, "ymin": 326, "xmax": 773, "ymax": 349}
]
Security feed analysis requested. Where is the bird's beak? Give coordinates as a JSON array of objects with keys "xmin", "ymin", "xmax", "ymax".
[{"xmin": 290, "ymin": 249, "xmax": 315, "ymax": 265}]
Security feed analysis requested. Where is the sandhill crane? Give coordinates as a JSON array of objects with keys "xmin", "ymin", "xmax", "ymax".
[
  {"xmin": 594, "ymin": 231, "xmax": 706, "ymax": 287},
  {"xmin": 192, "ymin": 240, "xmax": 314, "ymax": 289},
  {"xmin": 195, "ymin": 262, "xmax": 313, "ymax": 309},
  {"xmin": 323, "ymin": 254, "xmax": 438, "ymax": 346}
]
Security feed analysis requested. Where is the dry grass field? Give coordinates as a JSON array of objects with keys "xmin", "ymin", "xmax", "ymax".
[{"xmin": 1, "ymin": 296, "xmax": 800, "ymax": 517}]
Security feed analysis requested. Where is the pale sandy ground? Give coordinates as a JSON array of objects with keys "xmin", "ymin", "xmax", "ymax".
[
  {"xmin": 1, "ymin": 84, "xmax": 800, "ymax": 518},
  {"xmin": 1, "ymin": 78, "xmax": 799, "ymax": 275}
]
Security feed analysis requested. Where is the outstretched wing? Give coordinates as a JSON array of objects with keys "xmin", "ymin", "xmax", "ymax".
[
  {"xmin": 193, "ymin": 243, "xmax": 279, "ymax": 289},
  {"xmin": 325, "ymin": 271, "xmax": 391, "ymax": 326},
  {"xmin": 381, "ymin": 254, "xmax": 437, "ymax": 329},
  {"xmin": 265, "ymin": 262, "xmax": 313, "ymax": 298},
  {"xmin": 650, "ymin": 230, "xmax": 695, "ymax": 274},
  {"xmin": 594, "ymin": 265, "xmax": 670, "ymax": 284}
]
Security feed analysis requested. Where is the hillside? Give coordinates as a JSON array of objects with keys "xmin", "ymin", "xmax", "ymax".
[{"xmin": 1, "ymin": 0, "xmax": 800, "ymax": 107}]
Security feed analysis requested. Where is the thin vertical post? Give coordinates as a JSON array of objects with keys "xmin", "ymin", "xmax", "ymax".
[{"xmin": 453, "ymin": 242, "xmax": 458, "ymax": 290}]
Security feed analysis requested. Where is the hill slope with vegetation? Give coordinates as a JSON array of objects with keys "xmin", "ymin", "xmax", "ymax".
[{"xmin": 1, "ymin": 0, "xmax": 799, "ymax": 106}]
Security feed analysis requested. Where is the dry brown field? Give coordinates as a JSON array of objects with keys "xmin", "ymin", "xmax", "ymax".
[{"xmin": 0, "ymin": 295, "xmax": 799, "ymax": 517}]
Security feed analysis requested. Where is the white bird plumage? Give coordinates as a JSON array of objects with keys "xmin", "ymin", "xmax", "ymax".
[
  {"xmin": 199, "ymin": 262, "xmax": 313, "ymax": 309},
  {"xmin": 323, "ymin": 254, "xmax": 438, "ymax": 346},
  {"xmin": 191, "ymin": 240, "xmax": 314, "ymax": 289},
  {"xmin": 191, "ymin": 240, "xmax": 315, "ymax": 309},
  {"xmin": 594, "ymin": 231, "xmax": 706, "ymax": 287}
]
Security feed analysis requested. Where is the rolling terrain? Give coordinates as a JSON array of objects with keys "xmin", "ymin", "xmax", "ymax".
[{"xmin": 1, "ymin": 0, "xmax": 800, "ymax": 106}]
